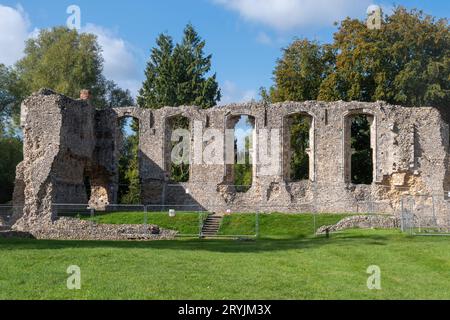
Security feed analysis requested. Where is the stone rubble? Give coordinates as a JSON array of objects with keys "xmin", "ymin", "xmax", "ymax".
[
  {"xmin": 12, "ymin": 217, "xmax": 177, "ymax": 241},
  {"xmin": 316, "ymin": 215, "xmax": 400, "ymax": 234}
]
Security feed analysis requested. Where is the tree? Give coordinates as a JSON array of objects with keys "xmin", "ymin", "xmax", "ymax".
[
  {"xmin": 16, "ymin": 27, "xmax": 105, "ymax": 105},
  {"xmin": 169, "ymin": 115, "xmax": 190, "ymax": 183},
  {"xmin": 102, "ymin": 80, "xmax": 134, "ymax": 109},
  {"xmin": 138, "ymin": 24, "xmax": 220, "ymax": 183},
  {"xmin": 0, "ymin": 138, "xmax": 22, "ymax": 204},
  {"xmin": 15, "ymin": 27, "xmax": 134, "ymax": 108},
  {"xmin": 263, "ymin": 6, "xmax": 449, "ymax": 185},
  {"xmin": 138, "ymin": 24, "xmax": 221, "ymax": 109},
  {"xmin": 350, "ymin": 115, "xmax": 373, "ymax": 184},
  {"xmin": 318, "ymin": 7, "xmax": 450, "ymax": 108},
  {"xmin": 118, "ymin": 118, "xmax": 140, "ymax": 204},
  {"xmin": 264, "ymin": 7, "xmax": 449, "ymax": 108},
  {"xmin": 289, "ymin": 115, "xmax": 310, "ymax": 181},
  {"xmin": 2, "ymin": 27, "xmax": 133, "ymax": 204},
  {"xmin": 0, "ymin": 64, "xmax": 24, "ymax": 204},
  {"xmin": 0, "ymin": 64, "xmax": 24, "ymax": 138},
  {"xmin": 172, "ymin": 24, "xmax": 221, "ymax": 108},
  {"xmin": 270, "ymin": 39, "xmax": 334, "ymax": 103},
  {"xmin": 234, "ymin": 135, "xmax": 253, "ymax": 193}
]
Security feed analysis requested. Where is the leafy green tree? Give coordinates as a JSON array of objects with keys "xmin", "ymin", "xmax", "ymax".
[
  {"xmin": 234, "ymin": 135, "xmax": 253, "ymax": 193},
  {"xmin": 270, "ymin": 39, "xmax": 334, "ymax": 103},
  {"xmin": 263, "ymin": 6, "xmax": 449, "ymax": 184},
  {"xmin": 169, "ymin": 115, "xmax": 190, "ymax": 183},
  {"xmin": 0, "ymin": 65, "xmax": 24, "ymax": 204},
  {"xmin": 289, "ymin": 115, "xmax": 310, "ymax": 181},
  {"xmin": 16, "ymin": 27, "xmax": 105, "ymax": 105},
  {"xmin": 0, "ymin": 138, "xmax": 22, "ymax": 203},
  {"xmin": 2, "ymin": 27, "xmax": 134, "ymax": 204},
  {"xmin": 15, "ymin": 27, "xmax": 133, "ymax": 108},
  {"xmin": 102, "ymin": 80, "xmax": 134, "ymax": 109},
  {"xmin": 350, "ymin": 115, "xmax": 373, "ymax": 184},
  {"xmin": 0, "ymin": 64, "xmax": 24, "ymax": 138},
  {"xmin": 172, "ymin": 24, "xmax": 221, "ymax": 108},
  {"xmin": 138, "ymin": 24, "xmax": 221, "ymax": 109},
  {"xmin": 138, "ymin": 24, "xmax": 220, "ymax": 183},
  {"xmin": 264, "ymin": 7, "xmax": 449, "ymax": 108},
  {"xmin": 318, "ymin": 7, "xmax": 450, "ymax": 108},
  {"xmin": 118, "ymin": 119, "xmax": 141, "ymax": 204},
  {"xmin": 137, "ymin": 33, "xmax": 175, "ymax": 108}
]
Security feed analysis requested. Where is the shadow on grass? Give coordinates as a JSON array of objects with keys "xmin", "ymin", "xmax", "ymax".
[{"xmin": 0, "ymin": 230, "xmax": 403, "ymax": 253}]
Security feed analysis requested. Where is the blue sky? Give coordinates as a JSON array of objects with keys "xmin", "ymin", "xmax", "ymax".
[{"xmin": 0, "ymin": 0, "xmax": 448, "ymax": 104}]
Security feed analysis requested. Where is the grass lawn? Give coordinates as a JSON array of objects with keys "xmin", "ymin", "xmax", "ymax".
[
  {"xmin": 1, "ymin": 214, "xmax": 450, "ymax": 300},
  {"xmin": 219, "ymin": 213, "xmax": 354, "ymax": 238},
  {"xmin": 79, "ymin": 211, "xmax": 354, "ymax": 238}
]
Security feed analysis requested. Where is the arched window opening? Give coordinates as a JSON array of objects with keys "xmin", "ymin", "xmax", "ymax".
[
  {"xmin": 284, "ymin": 114, "xmax": 312, "ymax": 182},
  {"xmin": 226, "ymin": 115, "xmax": 256, "ymax": 193},
  {"xmin": 166, "ymin": 115, "xmax": 190, "ymax": 183},
  {"xmin": 346, "ymin": 114, "xmax": 374, "ymax": 185},
  {"xmin": 118, "ymin": 117, "xmax": 141, "ymax": 204}
]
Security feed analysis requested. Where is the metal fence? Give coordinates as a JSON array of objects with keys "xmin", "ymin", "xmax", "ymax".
[
  {"xmin": 0, "ymin": 205, "xmax": 20, "ymax": 229},
  {"xmin": 52, "ymin": 204, "xmax": 211, "ymax": 238},
  {"xmin": 50, "ymin": 201, "xmax": 396, "ymax": 240},
  {"xmin": 401, "ymin": 194, "xmax": 450, "ymax": 236},
  {"xmin": 2, "ymin": 195, "xmax": 400, "ymax": 239}
]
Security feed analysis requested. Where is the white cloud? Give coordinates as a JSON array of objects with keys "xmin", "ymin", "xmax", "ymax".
[
  {"xmin": 83, "ymin": 24, "xmax": 142, "ymax": 97},
  {"xmin": 219, "ymin": 80, "xmax": 257, "ymax": 105},
  {"xmin": 0, "ymin": 6, "xmax": 142, "ymax": 97},
  {"xmin": 0, "ymin": 5, "xmax": 31, "ymax": 66},
  {"xmin": 214, "ymin": 0, "xmax": 373, "ymax": 30}
]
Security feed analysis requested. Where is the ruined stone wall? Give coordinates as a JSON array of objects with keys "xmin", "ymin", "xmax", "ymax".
[
  {"xmin": 12, "ymin": 89, "xmax": 450, "ymax": 229},
  {"xmin": 13, "ymin": 89, "xmax": 96, "ymax": 230}
]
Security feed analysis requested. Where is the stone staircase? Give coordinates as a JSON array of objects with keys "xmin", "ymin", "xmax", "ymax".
[{"xmin": 201, "ymin": 214, "xmax": 223, "ymax": 238}]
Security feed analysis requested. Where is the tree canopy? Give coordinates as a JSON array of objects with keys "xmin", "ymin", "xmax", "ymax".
[
  {"xmin": 138, "ymin": 24, "xmax": 221, "ymax": 109},
  {"xmin": 266, "ymin": 7, "xmax": 450, "ymax": 109},
  {"xmin": 264, "ymin": 6, "xmax": 449, "ymax": 186},
  {"xmin": 0, "ymin": 64, "xmax": 22, "ymax": 138},
  {"xmin": 0, "ymin": 27, "xmax": 134, "ymax": 203},
  {"xmin": 269, "ymin": 40, "xmax": 334, "ymax": 103},
  {"xmin": 136, "ymin": 24, "xmax": 220, "ymax": 186},
  {"xmin": 319, "ymin": 7, "xmax": 450, "ymax": 108},
  {"xmin": 16, "ymin": 27, "xmax": 134, "ymax": 108}
]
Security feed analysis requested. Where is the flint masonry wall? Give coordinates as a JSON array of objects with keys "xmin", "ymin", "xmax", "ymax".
[{"xmin": 12, "ymin": 89, "xmax": 450, "ymax": 229}]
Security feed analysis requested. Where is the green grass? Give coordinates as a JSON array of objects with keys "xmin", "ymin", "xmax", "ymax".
[
  {"xmin": 81, "ymin": 211, "xmax": 204, "ymax": 235},
  {"xmin": 83, "ymin": 212, "xmax": 353, "ymax": 238},
  {"xmin": 2, "ymin": 214, "xmax": 450, "ymax": 299},
  {"xmin": 219, "ymin": 213, "xmax": 354, "ymax": 238}
]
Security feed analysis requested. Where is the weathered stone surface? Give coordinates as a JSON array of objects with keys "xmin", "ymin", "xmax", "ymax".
[
  {"xmin": 316, "ymin": 215, "xmax": 400, "ymax": 234},
  {"xmin": 18, "ymin": 218, "xmax": 177, "ymax": 241},
  {"xmin": 12, "ymin": 89, "xmax": 450, "ymax": 238}
]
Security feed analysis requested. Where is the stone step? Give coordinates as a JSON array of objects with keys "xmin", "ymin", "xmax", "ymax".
[
  {"xmin": 201, "ymin": 214, "xmax": 223, "ymax": 237},
  {"xmin": 203, "ymin": 222, "xmax": 221, "ymax": 227}
]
